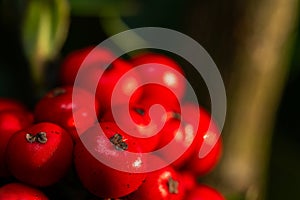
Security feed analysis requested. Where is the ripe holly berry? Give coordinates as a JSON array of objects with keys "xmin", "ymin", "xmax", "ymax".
[
  {"xmin": 0, "ymin": 183, "xmax": 48, "ymax": 200},
  {"xmin": 101, "ymin": 84, "xmax": 181, "ymax": 153},
  {"xmin": 0, "ymin": 110, "xmax": 33, "ymax": 177},
  {"xmin": 34, "ymin": 86, "xmax": 100, "ymax": 140},
  {"xmin": 78, "ymin": 57, "xmax": 142, "ymax": 113},
  {"xmin": 74, "ymin": 123, "xmax": 146, "ymax": 198},
  {"xmin": 0, "ymin": 98, "xmax": 27, "ymax": 112},
  {"xmin": 179, "ymin": 103, "xmax": 213, "ymax": 151},
  {"xmin": 179, "ymin": 171, "xmax": 197, "ymax": 193},
  {"xmin": 60, "ymin": 46, "xmax": 114, "ymax": 85},
  {"xmin": 157, "ymin": 103, "xmax": 202, "ymax": 168},
  {"xmin": 60, "ymin": 46, "xmax": 142, "ymax": 112},
  {"xmin": 133, "ymin": 83, "xmax": 181, "ymax": 114},
  {"xmin": 185, "ymin": 184, "xmax": 225, "ymax": 200},
  {"xmin": 131, "ymin": 52, "xmax": 186, "ymax": 101},
  {"xmin": 181, "ymin": 103, "xmax": 222, "ymax": 176},
  {"xmin": 184, "ymin": 137, "xmax": 222, "ymax": 177},
  {"xmin": 157, "ymin": 120, "xmax": 194, "ymax": 167},
  {"xmin": 99, "ymin": 121, "xmax": 148, "ymax": 153},
  {"xmin": 127, "ymin": 155, "xmax": 184, "ymax": 200},
  {"xmin": 5, "ymin": 122, "xmax": 73, "ymax": 187},
  {"xmin": 158, "ymin": 102, "xmax": 222, "ymax": 173},
  {"xmin": 101, "ymin": 104, "xmax": 178, "ymax": 152}
]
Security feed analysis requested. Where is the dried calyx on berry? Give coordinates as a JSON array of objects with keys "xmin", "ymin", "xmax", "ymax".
[
  {"xmin": 109, "ymin": 133, "xmax": 128, "ymax": 151},
  {"xmin": 25, "ymin": 132, "xmax": 48, "ymax": 144},
  {"xmin": 168, "ymin": 176, "xmax": 179, "ymax": 194}
]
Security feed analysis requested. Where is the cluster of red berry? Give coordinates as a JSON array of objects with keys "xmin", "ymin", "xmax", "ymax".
[{"xmin": 0, "ymin": 46, "xmax": 224, "ymax": 199}]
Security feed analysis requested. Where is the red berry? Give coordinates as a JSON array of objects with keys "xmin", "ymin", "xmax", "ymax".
[
  {"xmin": 181, "ymin": 103, "xmax": 222, "ymax": 176},
  {"xmin": 78, "ymin": 57, "xmax": 142, "ymax": 112},
  {"xmin": 179, "ymin": 171, "xmax": 197, "ymax": 193},
  {"xmin": 158, "ymin": 102, "xmax": 222, "ymax": 173},
  {"xmin": 0, "ymin": 98, "xmax": 27, "ymax": 112},
  {"xmin": 0, "ymin": 110, "xmax": 34, "ymax": 177},
  {"xmin": 74, "ymin": 123, "xmax": 146, "ymax": 198},
  {"xmin": 101, "ymin": 104, "xmax": 175, "ymax": 152},
  {"xmin": 155, "ymin": 118, "xmax": 181, "ymax": 150},
  {"xmin": 131, "ymin": 52, "xmax": 186, "ymax": 100},
  {"xmin": 60, "ymin": 46, "xmax": 114, "ymax": 85},
  {"xmin": 133, "ymin": 83, "xmax": 181, "ymax": 114},
  {"xmin": 157, "ymin": 119, "xmax": 193, "ymax": 167},
  {"xmin": 157, "ymin": 103, "xmax": 203, "ymax": 168},
  {"xmin": 99, "ymin": 121, "xmax": 148, "ymax": 153},
  {"xmin": 179, "ymin": 103, "xmax": 222, "ymax": 176},
  {"xmin": 185, "ymin": 184, "xmax": 225, "ymax": 200},
  {"xmin": 107, "ymin": 84, "xmax": 181, "ymax": 153},
  {"xmin": 34, "ymin": 86, "xmax": 100, "ymax": 140},
  {"xmin": 5, "ymin": 122, "xmax": 73, "ymax": 187},
  {"xmin": 127, "ymin": 155, "xmax": 184, "ymax": 200},
  {"xmin": 61, "ymin": 46, "xmax": 143, "ymax": 111},
  {"xmin": 180, "ymin": 103, "xmax": 213, "ymax": 151},
  {"xmin": 185, "ymin": 138, "xmax": 222, "ymax": 177},
  {"xmin": 0, "ymin": 183, "xmax": 48, "ymax": 200}
]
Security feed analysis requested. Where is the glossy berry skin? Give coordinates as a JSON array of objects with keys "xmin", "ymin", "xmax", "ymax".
[
  {"xmin": 181, "ymin": 103, "xmax": 222, "ymax": 176},
  {"xmin": 0, "ymin": 110, "xmax": 34, "ymax": 177},
  {"xmin": 6, "ymin": 122, "xmax": 73, "ymax": 187},
  {"xmin": 179, "ymin": 103, "xmax": 215, "ymax": 151},
  {"xmin": 60, "ymin": 46, "xmax": 142, "ymax": 112},
  {"xmin": 118, "ymin": 84, "xmax": 181, "ymax": 152},
  {"xmin": 60, "ymin": 46, "xmax": 114, "ymax": 85},
  {"xmin": 159, "ymin": 102, "xmax": 222, "ymax": 174},
  {"xmin": 133, "ymin": 83, "xmax": 181, "ymax": 114},
  {"xmin": 99, "ymin": 121, "xmax": 149, "ymax": 153},
  {"xmin": 0, "ymin": 98, "xmax": 27, "ymax": 112},
  {"xmin": 180, "ymin": 171, "xmax": 197, "ymax": 193},
  {"xmin": 157, "ymin": 120, "xmax": 193, "ymax": 167},
  {"xmin": 0, "ymin": 183, "xmax": 48, "ymax": 200},
  {"xmin": 157, "ymin": 103, "xmax": 206, "ymax": 168},
  {"xmin": 74, "ymin": 123, "xmax": 146, "ymax": 198},
  {"xmin": 184, "ymin": 138, "xmax": 222, "ymax": 177},
  {"xmin": 78, "ymin": 57, "xmax": 142, "ymax": 113},
  {"xmin": 34, "ymin": 86, "xmax": 100, "ymax": 140},
  {"xmin": 131, "ymin": 52, "xmax": 186, "ymax": 101},
  {"xmin": 127, "ymin": 155, "xmax": 184, "ymax": 200},
  {"xmin": 100, "ymin": 104, "xmax": 178, "ymax": 152},
  {"xmin": 185, "ymin": 184, "xmax": 225, "ymax": 200}
]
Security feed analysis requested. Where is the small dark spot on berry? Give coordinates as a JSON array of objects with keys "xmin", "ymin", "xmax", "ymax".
[{"xmin": 134, "ymin": 108, "xmax": 145, "ymax": 116}]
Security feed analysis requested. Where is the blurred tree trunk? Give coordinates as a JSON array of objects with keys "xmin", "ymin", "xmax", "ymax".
[{"xmin": 186, "ymin": 0, "xmax": 299, "ymax": 199}]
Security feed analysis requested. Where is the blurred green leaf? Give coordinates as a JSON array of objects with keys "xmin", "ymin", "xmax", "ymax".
[{"xmin": 22, "ymin": 0, "xmax": 70, "ymax": 92}]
